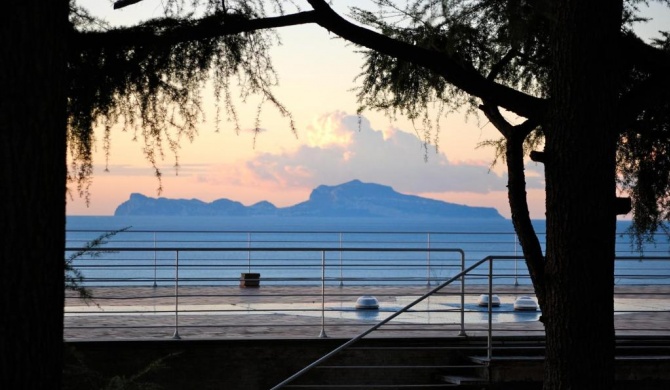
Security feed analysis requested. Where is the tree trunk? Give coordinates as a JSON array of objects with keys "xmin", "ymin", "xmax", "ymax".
[
  {"xmin": 542, "ymin": 1, "xmax": 622, "ymax": 389},
  {"xmin": 505, "ymin": 134, "xmax": 546, "ymax": 306},
  {"xmin": 0, "ymin": 1, "xmax": 69, "ymax": 388}
]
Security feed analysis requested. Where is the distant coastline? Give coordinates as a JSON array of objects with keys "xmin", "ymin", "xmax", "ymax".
[{"xmin": 113, "ymin": 180, "xmax": 504, "ymax": 219}]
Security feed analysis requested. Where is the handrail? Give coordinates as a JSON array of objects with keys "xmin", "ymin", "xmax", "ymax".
[
  {"xmin": 66, "ymin": 246, "xmax": 464, "ymax": 253},
  {"xmin": 270, "ymin": 252, "xmax": 670, "ymax": 388},
  {"xmin": 271, "ymin": 251, "xmax": 485, "ymax": 390}
]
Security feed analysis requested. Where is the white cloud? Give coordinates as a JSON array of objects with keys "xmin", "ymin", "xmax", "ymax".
[
  {"xmin": 230, "ymin": 112, "xmax": 535, "ymax": 194},
  {"xmin": 305, "ymin": 113, "xmax": 353, "ymax": 148}
]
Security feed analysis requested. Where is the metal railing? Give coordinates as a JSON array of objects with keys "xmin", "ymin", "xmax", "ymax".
[
  {"xmin": 66, "ymin": 227, "xmax": 670, "ymax": 258},
  {"xmin": 64, "ymin": 229, "xmax": 670, "ymax": 342},
  {"xmin": 270, "ymin": 254, "xmax": 670, "ymax": 388},
  {"xmin": 65, "ymin": 245, "xmax": 473, "ymax": 339},
  {"xmin": 63, "ymin": 239, "xmax": 670, "ymax": 388},
  {"xmin": 63, "ymin": 229, "xmax": 670, "ymax": 387},
  {"xmin": 64, "ymin": 241, "xmax": 670, "ymax": 339}
]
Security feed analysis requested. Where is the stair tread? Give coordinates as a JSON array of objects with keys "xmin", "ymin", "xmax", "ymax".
[
  {"xmin": 438, "ymin": 375, "xmax": 489, "ymax": 385},
  {"xmin": 470, "ymin": 355, "xmax": 544, "ymax": 363},
  {"xmin": 317, "ymin": 365, "xmax": 457, "ymax": 369},
  {"xmin": 286, "ymin": 384, "xmax": 458, "ymax": 388},
  {"xmin": 469, "ymin": 354, "xmax": 670, "ymax": 364}
]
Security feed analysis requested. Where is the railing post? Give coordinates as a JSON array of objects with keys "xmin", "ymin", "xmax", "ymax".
[
  {"xmin": 487, "ymin": 257, "xmax": 493, "ymax": 360},
  {"xmin": 319, "ymin": 250, "xmax": 328, "ymax": 338},
  {"xmin": 247, "ymin": 232, "xmax": 251, "ymax": 273},
  {"xmin": 459, "ymin": 251, "xmax": 467, "ymax": 336},
  {"xmin": 172, "ymin": 250, "xmax": 181, "ymax": 340},
  {"xmin": 153, "ymin": 232, "xmax": 157, "ymax": 288},
  {"xmin": 339, "ymin": 233, "xmax": 343, "ymax": 288},
  {"xmin": 426, "ymin": 233, "xmax": 431, "ymax": 287}
]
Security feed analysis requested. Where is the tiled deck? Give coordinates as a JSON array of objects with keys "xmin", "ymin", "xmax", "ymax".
[{"xmin": 64, "ymin": 285, "xmax": 670, "ymax": 340}]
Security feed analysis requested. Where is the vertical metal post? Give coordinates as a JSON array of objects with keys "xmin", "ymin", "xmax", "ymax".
[
  {"xmin": 319, "ymin": 250, "xmax": 328, "ymax": 338},
  {"xmin": 339, "ymin": 233, "xmax": 343, "ymax": 287},
  {"xmin": 172, "ymin": 250, "xmax": 181, "ymax": 340},
  {"xmin": 426, "ymin": 233, "xmax": 431, "ymax": 287},
  {"xmin": 487, "ymin": 258, "xmax": 493, "ymax": 360},
  {"xmin": 247, "ymin": 232, "xmax": 251, "ymax": 273},
  {"xmin": 459, "ymin": 251, "xmax": 466, "ymax": 336},
  {"xmin": 153, "ymin": 232, "xmax": 157, "ymax": 288}
]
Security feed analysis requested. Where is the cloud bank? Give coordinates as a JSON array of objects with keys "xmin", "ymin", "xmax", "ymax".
[{"xmin": 198, "ymin": 112, "xmax": 542, "ymax": 195}]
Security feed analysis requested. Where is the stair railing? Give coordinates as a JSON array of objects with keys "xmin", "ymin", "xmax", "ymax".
[{"xmin": 270, "ymin": 252, "xmax": 525, "ymax": 390}]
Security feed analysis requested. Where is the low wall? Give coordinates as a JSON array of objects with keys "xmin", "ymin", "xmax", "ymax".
[
  {"xmin": 65, "ymin": 338, "xmax": 352, "ymax": 390},
  {"xmin": 64, "ymin": 337, "xmax": 670, "ymax": 390},
  {"xmin": 66, "ymin": 337, "xmax": 481, "ymax": 389}
]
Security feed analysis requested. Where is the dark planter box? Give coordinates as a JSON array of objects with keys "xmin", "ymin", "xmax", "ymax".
[{"xmin": 240, "ymin": 273, "xmax": 260, "ymax": 288}]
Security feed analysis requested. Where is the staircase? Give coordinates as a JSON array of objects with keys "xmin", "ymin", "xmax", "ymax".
[
  {"xmin": 282, "ymin": 337, "xmax": 485, "ymax": 389},
  {"xmin": 440, "ymin": 336, "xmax": 670, "ymax": 389},
  {"xmin": 281, "ymin": 336, "xmax": 537, "ymax": 389},
  {"xmin": 281, "ymin": 336, "xmax": 670, "ymax": 389}
]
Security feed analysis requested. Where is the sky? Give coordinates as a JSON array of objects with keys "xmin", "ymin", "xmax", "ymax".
[{"xmin": 67, "ymin": 0, "xmax": 670, "ymax": 218}]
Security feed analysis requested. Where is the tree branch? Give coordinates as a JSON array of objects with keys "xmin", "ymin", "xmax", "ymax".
[
  {"xmin": 487, "ymin": 49, "xmax": 518, "ymax": 82},
  {"xmin": 74, "ymin": 11, "xmax": 319, "ymax": 50},
  {"xmin": 78, "ymin": 1, "xmax": 546, "ymax": 120},
  {"xmin": 305, "ymin": 0, "xmax": 544, "ymax": 119},
  {"xmin": 621, "ymin": 32, "xmax": 670, "ymax": 74},
  {"xmin": 113, "ymin": 0, "xmax": 144, "ymax": 10},
  {"xmin": 618, "ymin": 72, "xmax": 670, "ymax": 129},
  {"xmin": 504, "ymin": 128, "xmax": 546, "ymax": 309},
  {"xmin": 480, "ymin": 103, "xmax": 514, "ymax": 138},
  {"xmin": 479, "ymin": 102, "xmax": 538, "ymax": 140},
  {"xmin": 479, "ymin": 100, "xmax": 545, "ymax": 306}
]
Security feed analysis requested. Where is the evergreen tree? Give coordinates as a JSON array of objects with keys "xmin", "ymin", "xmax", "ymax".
[
  {"xmin": 1, "ymin": 1, "xmax": 69, "ymax": 388},
  {"xmin": 1, "ymin": 0, "xmax": 668, "ymax": 388}
]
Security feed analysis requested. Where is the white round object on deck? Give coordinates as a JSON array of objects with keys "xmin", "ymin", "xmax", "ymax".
[
  {"xmin": 478, "ymin": 294, "xmax": 501, "ymax": 307},
  {"xmin": 514, "ymin": 296, "xmax": 539, "ymax": 311},
  {"xmin": 355, "ymin": 295, "xmax": 379, "ymax": 310}
]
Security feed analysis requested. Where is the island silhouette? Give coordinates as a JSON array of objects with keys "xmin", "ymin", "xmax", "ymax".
[{"xmin": 114, "ymin": 179, "xmax": 503, "ymax": 219}]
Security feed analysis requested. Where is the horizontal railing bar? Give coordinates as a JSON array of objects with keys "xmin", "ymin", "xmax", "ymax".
[
  {"xmin": 66, "ymin": 247, "xmax": 467, "ymax": 253},
  {"xmin": 67, "ymin": 228, "xmax": 527, "ymax": 234}
]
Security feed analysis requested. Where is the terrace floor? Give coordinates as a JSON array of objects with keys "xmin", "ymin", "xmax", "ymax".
[{"xmin": 64, "ymin": 284, "xmax": 670, "ymax": 340}]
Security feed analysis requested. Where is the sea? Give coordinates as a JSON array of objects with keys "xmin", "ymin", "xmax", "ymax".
[{"xmin": 65, "ymin": 216, "xmax": 670, "ymax": 287}]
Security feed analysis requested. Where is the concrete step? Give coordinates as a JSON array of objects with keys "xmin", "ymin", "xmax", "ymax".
[
  {"xmin": 285, "ymin": 337, "xmax": 670, "ymax": 389},
  {"xmin": 285, "ymin": 385, "xmax": 458, "ymax": 389},
  {"xmin": 291, "ymin": 365, "xmax": 462, "ymax": 387},
  {"xmin": 438, "ymin": 375, "xmax": 489, "ymax": 386},
  {"xmin": 465, "ymin": 354, "xmax": 670, "ymax": 383}
]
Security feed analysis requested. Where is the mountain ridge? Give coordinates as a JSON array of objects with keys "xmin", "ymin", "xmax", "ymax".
[{"xmin": 114, "ymin": 180, "xmax": 504, "ymax": 219}]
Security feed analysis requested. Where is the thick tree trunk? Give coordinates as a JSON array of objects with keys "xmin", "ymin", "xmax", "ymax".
[
  {"xmin": 0, "ymin": 1, "xmax": 69, "ymax": 388},
  {"xmin": 542, "ymin": 1, "xmax": 622, "ymax": 389}
]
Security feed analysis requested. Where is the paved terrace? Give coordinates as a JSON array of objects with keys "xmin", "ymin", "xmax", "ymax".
[{"xmin": 64, "ymin": 284, "xmax": 670, "ymax": 340}]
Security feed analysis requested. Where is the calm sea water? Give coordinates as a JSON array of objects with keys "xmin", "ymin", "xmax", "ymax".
[{"xmin": 65, "ymin": 216, "xmax": 670, "ymax": 287}]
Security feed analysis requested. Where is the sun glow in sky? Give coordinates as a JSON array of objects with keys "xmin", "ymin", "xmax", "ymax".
[{"xmin": 67, "ymin": 1, "xmax": 670, "ymax": 219}]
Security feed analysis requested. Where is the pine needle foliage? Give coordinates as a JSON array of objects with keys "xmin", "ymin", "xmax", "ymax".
[
  {"xmin": 352, "ymin": 0, "xmax": 670, "ymax": 240},
  {"xmin": 67, "ymin": 0, "xmax": 296, "ymax": 199},
  {"xmin": 65, "ymin": 227, "xmax": 130, "ymax": 303},
  {"xmin": 353, "ymin": 0, "xmax": 551, "ymax": 116}
]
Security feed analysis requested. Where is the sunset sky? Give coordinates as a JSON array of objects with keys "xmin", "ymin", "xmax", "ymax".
[{"xmin": 67, "ymin": 1, "xmax": 670, "ymax": 219}]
